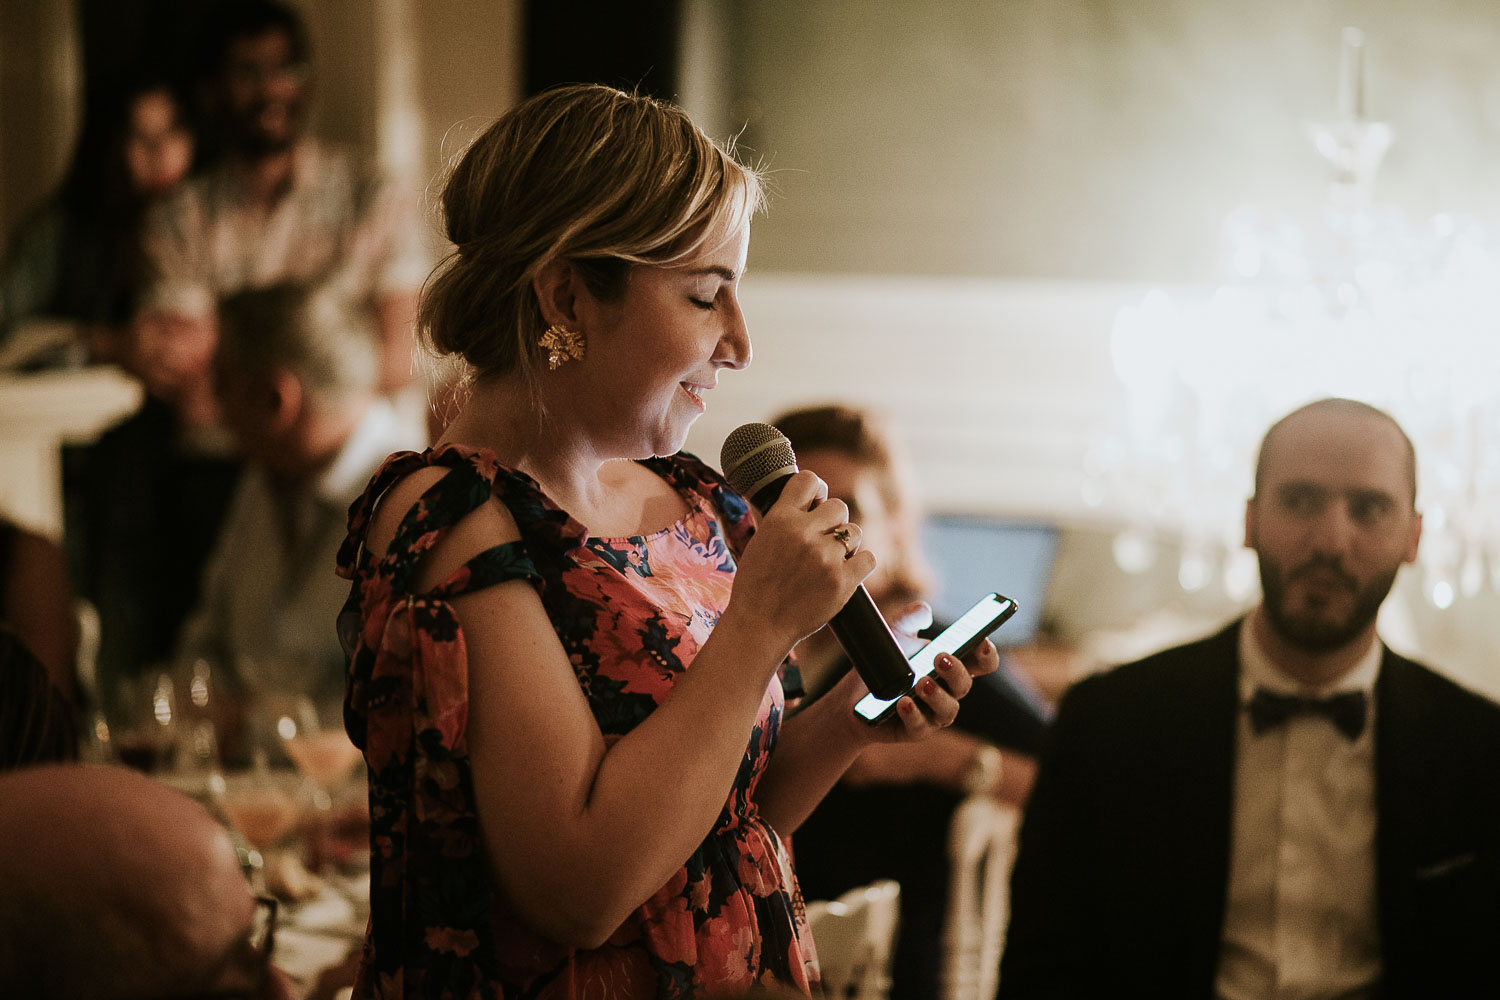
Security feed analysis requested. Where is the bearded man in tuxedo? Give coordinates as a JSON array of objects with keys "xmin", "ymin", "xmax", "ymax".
[{"xmin": 999, "ymin": 398, "xmax": 1500, "ymax": 1000}]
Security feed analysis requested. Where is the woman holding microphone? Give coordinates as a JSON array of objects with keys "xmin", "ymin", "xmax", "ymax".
[{"xmin": 337, "ymin": 84, "xmax": 996, "ymax": 998}]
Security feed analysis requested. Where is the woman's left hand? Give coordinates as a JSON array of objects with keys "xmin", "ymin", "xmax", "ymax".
[
  {"xmin": 829, "ymin": 601, "xmax": 1001, "ymax": 744},
  {"xmin": 872, "ymin": 641, "xmax": 999, "ymax": 742}
]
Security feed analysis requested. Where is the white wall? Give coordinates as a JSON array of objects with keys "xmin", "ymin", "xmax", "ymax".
[
  {"xmin": 683, "ymin": 274, "xmax": 1136, "ymax": 523},
  {"xmin": 694, "ymin": 1, "xmax": 1500, "ymax": 695},
  {"xmin": 724, "ymin": 0, "xmax": 1500, "ymax": 282}
]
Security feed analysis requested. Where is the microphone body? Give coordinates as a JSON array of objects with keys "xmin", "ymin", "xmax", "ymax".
[
  {"xmin": 723, "ymin": 426, "xmax": 915, "ymax": 701},
  {"xmin": 824, "ymin": 588, "xmax": 920, "ymax": 700}
]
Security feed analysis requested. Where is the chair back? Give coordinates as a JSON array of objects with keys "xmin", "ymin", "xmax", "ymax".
[
  {"xmin": 805, "ymin": 878, "xmax": 901, "ymax": 1000},
  {"xmin": 941, "ymin": 795, "xmax": 1020, "ymax": 1000}
]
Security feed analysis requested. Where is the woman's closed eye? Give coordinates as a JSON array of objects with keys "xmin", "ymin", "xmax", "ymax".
[{"xmin": 688, "ymin": 283, "xmax": 725, "ymax": 310}]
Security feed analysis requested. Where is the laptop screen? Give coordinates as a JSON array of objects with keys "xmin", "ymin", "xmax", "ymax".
[{"xmin": 920, "ymin": 515, "xmax": 1059, "ymax": 646}]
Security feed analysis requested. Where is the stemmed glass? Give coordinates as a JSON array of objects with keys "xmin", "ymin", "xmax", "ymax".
[
  {"xmin": 269, "ymin": 695, "xmax": 366, "ymax": 873},
  {"xmin": 218, "ymin": 750, "xmax": 303, "ymax": 889},
  {"xmin": 274, "ymin": 695, "xmax": 363, "ymax": 807},
  {"xmin": 108, "ymin": 671, "xmax": 177, "ymax": 772},
  {"xmin": 170, "ymin": 657, "xmax": 225, "ymax": 784}
]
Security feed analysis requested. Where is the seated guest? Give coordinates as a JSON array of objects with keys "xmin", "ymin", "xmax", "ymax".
[
  {"xmin": 132, "ymin": 0, "xmax": 428, "ymax": 401},
  {"xmin": 0, "ymin": 627, "xmax": 77, "ymax": 771},
  {"xmin": 1000, "ymin": 398, "xmax": 1500, "ymax": 999},
  {"xmin": 1, "ymin": 74, "xmax": 194, "ymax": 362},
  {"xmin": 0, "ymin": 763, "xmax": 294, "ymax": 999},
  {"xmin": 780, "ymin": 404, "xmax": 1050, "ymax": 998},
  {"xmin": 774, "ymin": 404, "xmax": 1052, "ymax": 765},
  {"xmin": 19, "ymin": 79, "xmax": 221, "ymax": 710},
  {"xmin": 175, "ymin": 281, "xmax": 426, "ymax": 707}
]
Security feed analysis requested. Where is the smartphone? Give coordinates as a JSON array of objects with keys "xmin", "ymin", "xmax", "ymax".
[{"xmin": 852, "ymin": 592, "xmax": 1018, "ymax": 725}]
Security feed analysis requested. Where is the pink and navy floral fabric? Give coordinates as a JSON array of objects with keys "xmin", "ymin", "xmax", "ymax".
[{"xmin": 335, "ymin": 444, "xmax": 818, "ymax": 999}]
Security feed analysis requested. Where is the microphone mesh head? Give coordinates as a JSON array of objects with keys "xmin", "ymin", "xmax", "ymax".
[{"xmin": 720, "ymin": 422, "xmax": 798, "ymax": 500}]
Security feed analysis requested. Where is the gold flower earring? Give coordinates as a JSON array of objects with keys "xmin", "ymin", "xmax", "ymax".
[{"xmin": 538, "ymin": 324, "xmax": 586, "ymax": 370}]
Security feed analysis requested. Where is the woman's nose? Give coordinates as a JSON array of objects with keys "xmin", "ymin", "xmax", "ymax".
[{"xmin": 715, "ymin": 301, "xmax": 752, "ymax": 371}]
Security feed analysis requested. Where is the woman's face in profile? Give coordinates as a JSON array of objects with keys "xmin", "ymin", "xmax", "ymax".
[
  {"xmin": 125, "ymin": 90, "xmax": 194, "ymax": 198},
  {"xmin": 574, "ymin": 221, "xmax": 752, "ymax": 460}
]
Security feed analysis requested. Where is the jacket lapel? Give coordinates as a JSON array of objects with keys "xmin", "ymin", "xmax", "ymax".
[
  {"xmin": 1373, "ymin": 649, "xmax": 1422, "ymax": 982},
  {"xmin": 1169, "ymin": 622, "xmax": 1242, "ymax": 989}
]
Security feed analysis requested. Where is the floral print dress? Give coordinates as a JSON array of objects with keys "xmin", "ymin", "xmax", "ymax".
[{"xmin": 335, "ymin": 444, "xmax": 819, "ymax": 999}]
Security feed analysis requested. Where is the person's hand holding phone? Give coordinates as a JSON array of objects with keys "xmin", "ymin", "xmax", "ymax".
[
  {"xmin": 858, "ymin": 592, "xmax": 1016, "ymax": 732},
  {"xmin": 820, "ymin": 593, "xmax": 1012, "ymax": 744},
  {"xmin": 870, "ymin": 642, "xmax": 997, "ymax": 743}
]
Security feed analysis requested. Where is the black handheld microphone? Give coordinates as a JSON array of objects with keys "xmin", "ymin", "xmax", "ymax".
[{"xmin": 720, "ymin": 422, "xmax": 916, "ymax": 700}]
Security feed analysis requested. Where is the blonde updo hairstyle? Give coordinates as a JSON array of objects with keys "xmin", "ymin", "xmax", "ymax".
[{"xmin": 420, "ymin": 84, "xmax": 764, "ymax": 395}]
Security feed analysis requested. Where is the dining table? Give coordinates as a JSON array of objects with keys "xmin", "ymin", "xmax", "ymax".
[{"xmin": 156, "ymin": 765, "xmax": 369, "ymax": 998}]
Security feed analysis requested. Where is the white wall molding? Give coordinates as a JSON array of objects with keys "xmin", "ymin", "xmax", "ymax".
[{"xmin": 685, "ymin": 273, "xmax": 1145, "ymax": 525}]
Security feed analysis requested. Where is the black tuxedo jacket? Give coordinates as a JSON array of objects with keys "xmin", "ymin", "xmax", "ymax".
[{"xmin": 997, "ymin": 620, "xmax": 1500, "ymax": 999}]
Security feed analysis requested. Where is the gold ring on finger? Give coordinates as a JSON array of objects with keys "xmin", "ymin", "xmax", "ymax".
[{"xmin": 832, "ymin": 524, "xmax": 858, "ymax": 559}]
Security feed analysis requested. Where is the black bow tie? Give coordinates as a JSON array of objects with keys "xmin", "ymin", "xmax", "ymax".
[{"xmin": 1248, "ymin": 688, "xmax": 1368, "ymax": 741}]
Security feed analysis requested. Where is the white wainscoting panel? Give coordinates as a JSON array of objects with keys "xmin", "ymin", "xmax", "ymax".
[{"xmin": 684, "ymin": 274, "xmax": 1148, "ymax": 524}]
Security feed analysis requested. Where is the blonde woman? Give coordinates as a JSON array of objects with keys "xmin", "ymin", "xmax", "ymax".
[{"xmin": 336, "ymin": 85, "xmax": 997, "ymax": 998}]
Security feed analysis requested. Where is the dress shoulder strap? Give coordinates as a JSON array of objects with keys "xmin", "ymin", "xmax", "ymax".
[{"xmin": 337, "ymin": 444, "xmax": 543, "ymax": 599}]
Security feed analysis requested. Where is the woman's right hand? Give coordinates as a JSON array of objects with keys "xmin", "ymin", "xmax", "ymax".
[{"xmin": 723, "ymin": 471, "xmax": 877, "ymax": 652}]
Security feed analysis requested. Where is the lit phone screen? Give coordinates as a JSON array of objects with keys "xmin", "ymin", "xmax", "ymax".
[{"xmin": 852, "ymin": 593, "xmax": 1016, "ymax": 722}]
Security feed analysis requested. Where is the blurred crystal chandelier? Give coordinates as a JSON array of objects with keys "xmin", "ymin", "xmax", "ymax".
[{"xmin": 1087, "ymin": 28, "xmax": 1500, "ymax": 610}]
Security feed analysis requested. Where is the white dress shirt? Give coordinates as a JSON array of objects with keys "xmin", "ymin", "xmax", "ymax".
[{"xmin": 1215, "ymin": 617, "xmax": 1383, "ymax": 1000}]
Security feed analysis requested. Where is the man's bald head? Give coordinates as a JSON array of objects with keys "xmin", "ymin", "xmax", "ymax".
[
  {"xmin": 1254, "ymin": 398, "xmax": 1417, "ymax": 508},
  {"xmin": 0, "ymin": 765, "xmax": 259, "ymax": 999}
]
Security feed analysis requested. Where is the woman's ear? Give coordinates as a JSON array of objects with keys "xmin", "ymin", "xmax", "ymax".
[{"xmin": 531, "ymin": 258, "xmax": 584, "ymax": 329}]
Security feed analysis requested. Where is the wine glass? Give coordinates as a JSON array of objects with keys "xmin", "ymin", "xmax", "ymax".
[
  {"xmin": 168, "ymin": 657, "xmax": 225, "ymax": 783},
  {"xmin": 218, "ymin": 748, "xmax": 302, "ymax": 897},
  {"xmin": 108, "ymin": 671, "xmax": 177, "ymax": 772},
  {"xmin": 274, "ymin": 695, "xmax": 363, "ymax": 804},
  {"xmin": 262, "ymin": 694, "xmax": 365, "ymax": 871},
  {"xmin": 219, "ymin": 752, "xmax": 302, "ymax": 866}
]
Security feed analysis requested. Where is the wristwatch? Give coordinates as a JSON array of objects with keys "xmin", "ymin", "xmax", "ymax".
[{"xmin": 960, "ymin": 744, "xmax": 1004, "ymax": 796}]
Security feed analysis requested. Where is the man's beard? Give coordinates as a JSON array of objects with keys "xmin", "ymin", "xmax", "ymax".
[
  {"xmin": 231, "ymin": 100, "xmax": 302, "ymax": 159},
  {"xmin": 1258, "ymin": 553, "xmax": 1399, "ymax": 653}
]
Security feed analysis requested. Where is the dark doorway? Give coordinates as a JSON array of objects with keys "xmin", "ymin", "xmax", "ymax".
[{"xmin": 523, "ymin": 0, "xmax": 681, "ymax": 100}]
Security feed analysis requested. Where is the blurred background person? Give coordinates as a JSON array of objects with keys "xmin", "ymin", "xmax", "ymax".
[
  {"xmin": 776, "ymin": 403, "xmax": 1051, "ymax": 999},
  {"xmin": 0, "ymin": 763, "xmax": 295, "ymax": 999},
  {"xmin": 776, "ymin": 404, "xmax": 1051, "ymax": 776},
  {"xmin": 66, "ymin": 0, "xmax": 429, "ymax": 720},
  {"xmin": 0, "ymin": 74, "xmax": 195, "ymax": 367},
  {"xmin": 175, "ymin": 280, "xmax": 425, "ymax": 731},
  {"xmin": 5, "ymin": 51, "xmax": 222, "ymax": 726},
  {"xmin": 129, "ymin": 0, "xmax": 429, "ymax": 419}
]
